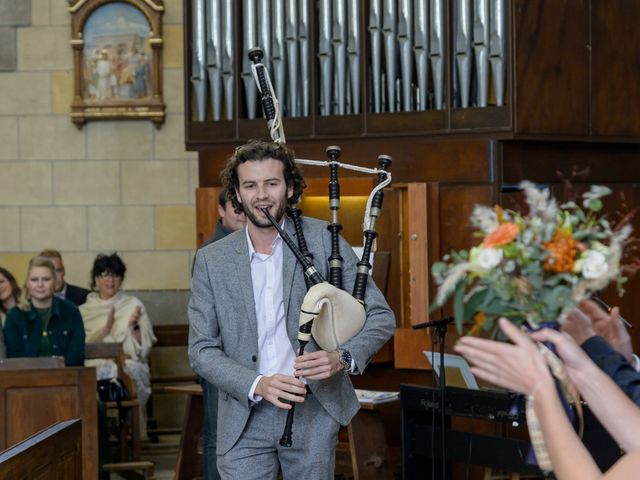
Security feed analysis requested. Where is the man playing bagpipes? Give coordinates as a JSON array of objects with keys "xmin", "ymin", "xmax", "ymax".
[{"xmin": 188, "ymin": 139, "xmax": 395, "ymax": 479}]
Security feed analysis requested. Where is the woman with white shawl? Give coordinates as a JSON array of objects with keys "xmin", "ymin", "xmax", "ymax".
[{"xmin": 80, "ymin": 253, "xmax": 156, "ymax": 435}]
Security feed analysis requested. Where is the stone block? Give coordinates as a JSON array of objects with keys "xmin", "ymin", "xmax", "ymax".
[
  {"xmin": 153, "ymin": 113, "xmax": 196, "ymax": 160},
  {"xmin": 0, "ymin": 208, "xmax": 20, "ymax": 250},
  {"xmin": 87, "ymin": 121, "xmax": 152, "ymax": 160},
  {"xmin": 0, "ymin": 27, "xmax": 16, "ymax": 71},
  {"xmin": 0, "ymin": 117, "xmax": 18, "ymax": 160},
  {"xmin": 57, "ymin": 252, "xmax": 95, "ymax": 291},
  {"xmin": 188, "ymin": 159, "xmax": 198, "ymax": 204},
  {"xmin": 163, "ymin": 25, "xmax": 183, "ymax": 68},
  {"xmin": 17, "ymin": 26, "xmax": 72, "ymax": 70},
  {"xmin": 155, "ymin": 205, "xmax": 196, "ymax": 250},
  {"xmin": 129, "ymin": 289, "xmax": 190, "ymax": 325},
  {"xmin": 0, "ymin": 72, "xmax": 50, "ymax": 114},
  {"xmin": 53, "ymin": 161, "xmax": 120, "ymax": 205},
  {"xmin": 163, "ymin": 68, "xmax": 184, "ymax": 113},
  {"xmin": 162, "ymin": 0, "xmax": 183, "ymax": 25},
  {"xmin": 32, "ymin": 0, "xmax": 50, "ymax": 25},
  {"xmin": 50, "ymin": 0, "xmax": 71, "ymax": 25},
  {"xmin": 0, "ymin": 162, "xmax": 51, "ymax": 205},
  {"xmin": 0, "ymin": 0, "xmax": 31, "ymax": 26},
  {"xmin": 121, "ymin": 160, "xmax": 189, "ymax": 205},
  {"xmin": 0, "ymin": 253, "xmax": 36, "ymax": 285},
  {"xmin": 88, "ymin": 206, "xmax": 154, "ymax": 251},
  {"xmin": 21, "ymin": 206, "xmax": 87, "ymax": 251},
  {"xmin": 52, "ymin": 70, "xmax": 73, "ymax": 114},
  {"xmin": 120, "ymin": 251, "xmax": 190, "ymax": 289},
  {"xmin": 19, "ymin": 115, "xmax": 85, "ymax": 160}
]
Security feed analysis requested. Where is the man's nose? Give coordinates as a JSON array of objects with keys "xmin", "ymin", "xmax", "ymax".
[{"xmin": 256, "ymin": 185, "xmax": 268, "ymax": 199}]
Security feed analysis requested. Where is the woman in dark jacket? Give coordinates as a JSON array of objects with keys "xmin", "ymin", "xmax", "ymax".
[{"xmin": 3, "ymin": 256, "xmax": 85, "ymax": 366}]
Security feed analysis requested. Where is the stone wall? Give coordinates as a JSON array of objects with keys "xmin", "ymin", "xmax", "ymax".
[{"xmin": 0, "ymin": 0, "xmax": 197, "ymax": 291}]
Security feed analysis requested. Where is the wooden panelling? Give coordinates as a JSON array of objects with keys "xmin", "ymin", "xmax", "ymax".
[
  {"xmin": 591, "ymin": 0, "xmax": 640, "ymax": 137},
  {"xmin": 195, "ymin": 187, "xmax": 222, "ymax": 248},
  {"xmin": 393, "ymin": 328, "xmax": 432, "ymax": 370},
  {"xmin": 513, "ymin": 0, "xmax": 589, "ymax": 136},
  {"xmin": 502, "ymin": 141, "xmax": 640, "ymax": 184},
  {"xmin": 0, "ymin": 420, "xmax": 82, "ymax": 480},
  {"xmin": 0, "ymin": 367, "xmax": 97, "ymax": 480},
  {"xmin": 198, "ymin": 137, "xmax": 495, "ymax": 188}
]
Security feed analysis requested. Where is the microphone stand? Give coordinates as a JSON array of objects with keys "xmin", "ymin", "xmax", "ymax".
[{"xmin": 414, "ymin": 317, "xmax": 453, "ymax": 480}]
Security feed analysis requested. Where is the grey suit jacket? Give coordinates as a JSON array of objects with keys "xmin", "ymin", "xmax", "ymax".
[{"xmin": 188, "ymin": 216, "xmax": 395, "ymax": 454}]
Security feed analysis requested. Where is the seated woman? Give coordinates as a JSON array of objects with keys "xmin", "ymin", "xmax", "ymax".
[
  {"xmin": 3, "ymin": 257, "xmax": 85, "ymax": 366},
  {"xmin": 80, "ymin": 253, "xmax": 156, "ymax": 413},
  {"xmin": 455, "ymin": 317, "xmax": 640, "ymax": 479},
  {"xmin": 0, "ymin": 267, "xmax": 21, "ymax": 358},
  {"xmin": 0, "ymin": 266, "xmax": 21, "ymax": 324}
]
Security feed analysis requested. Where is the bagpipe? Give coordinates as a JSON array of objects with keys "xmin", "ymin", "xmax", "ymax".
[{"xmin": 248, "ymin": 47, "xmax": 392, "ymax": 447}]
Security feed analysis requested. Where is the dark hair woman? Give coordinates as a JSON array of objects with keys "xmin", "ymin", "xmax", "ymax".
[{"xmin": 80, "ymin": 253, "xmax": 156, "ymax": 437}]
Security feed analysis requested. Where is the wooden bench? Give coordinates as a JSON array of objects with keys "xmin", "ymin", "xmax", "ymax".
[
  {"xmin": 0, "ymin": 419, "xmax": 83, "ymax": 479},
  {"xmin": 0, "ymin": 366, "xmax": 98, "ymax": 479}
]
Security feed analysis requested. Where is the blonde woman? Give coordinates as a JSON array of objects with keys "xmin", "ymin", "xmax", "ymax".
[{"xmin": 3, "ymin": 257, "xmax": 85, "ymax": 366}]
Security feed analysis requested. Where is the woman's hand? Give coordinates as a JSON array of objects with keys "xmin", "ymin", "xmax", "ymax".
[
  {"xmin": 453, "ymin": 318, "xmax": 554, "ymax": 396},
  {"xmin": 128, "ymin": 305, "xmax": 142, "ymax": 328},
  {"xmin": 529, "ymin": 327, "xmax": 593, "ymax": 386}
]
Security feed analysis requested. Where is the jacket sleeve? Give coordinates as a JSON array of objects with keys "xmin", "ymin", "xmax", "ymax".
[
  {"xmin": 329, "ymin": 232, "xmax": 396, "ymax": 374},
  {"xmin": 582, "ymin": 335, "xmax": 640, "ymax": 406},
  {"xmin": 3, "ymin": 309, "xmax": 26, "ymax": 358},
  {"xmin": 188, "ymin": 249, "xmax": 261, "ymax": 407},
  {"xmin": 65, "ymin": 307, "xmax": 86, "ymax": 367}
]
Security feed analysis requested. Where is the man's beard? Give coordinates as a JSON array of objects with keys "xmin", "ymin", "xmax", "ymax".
[{"xmin": 243, "ymin": 199, "xmax": 288, "ymax": 229}]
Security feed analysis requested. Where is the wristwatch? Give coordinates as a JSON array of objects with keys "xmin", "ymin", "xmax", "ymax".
[{"xmin": 337, "ymin": 348, "xmax": 353, "ymax": 372}]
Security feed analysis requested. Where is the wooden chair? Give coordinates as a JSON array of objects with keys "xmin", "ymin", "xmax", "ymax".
[{"xmin": 84, "ymin": 342, "xmax": 141, "ymax": 462}]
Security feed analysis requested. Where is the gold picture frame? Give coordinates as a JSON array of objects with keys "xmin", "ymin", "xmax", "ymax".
[{"xmin": 69, "ymin": 0, "xmax": 165, "ymax": 128}]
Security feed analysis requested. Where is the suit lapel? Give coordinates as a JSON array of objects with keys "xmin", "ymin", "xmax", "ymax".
[
  {"xmin": 282, "ymin": 219, "xmax": 298, "ymax": 344},
  {"xmin": 233, "ymin": 231, "xmax": 259, "ymax": 343}
]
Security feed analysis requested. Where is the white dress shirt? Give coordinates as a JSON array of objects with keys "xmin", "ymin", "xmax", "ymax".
[{"xmin": 246, "ymin": 223, "xmax": 299, "ymax": 402}]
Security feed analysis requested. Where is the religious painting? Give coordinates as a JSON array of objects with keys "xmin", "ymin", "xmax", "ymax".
[{"xmin": 69, "ymin": 0, "xmax": 165, "ymax": 128}]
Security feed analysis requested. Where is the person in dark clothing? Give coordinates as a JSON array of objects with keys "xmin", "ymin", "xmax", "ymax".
[
  {"xmin": 563, "ymin": 298, "xmax": 640, "ymax": 405},
  {"xmin": 201, "ymin": 189, "xmax": 247, "ymax": 247},
  {"xmin": 39, "ymin": 249, "xmax": 90, "ymax": 306},
  {"xmin": 199, "ymin": 189, "xmax": 245, "ymax": 480},
  {"xmin": 3, "ymin": 256, "xmax": 85, "ymax": 366}
]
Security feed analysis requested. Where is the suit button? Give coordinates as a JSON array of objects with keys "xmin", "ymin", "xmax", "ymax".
[{"xmin": 251, "ymin": 355, "xmax": 257, "ymax": 362}]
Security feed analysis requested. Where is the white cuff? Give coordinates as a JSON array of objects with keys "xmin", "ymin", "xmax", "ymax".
[{"xmin": 248, "ymin": 375, "xmax": 264, "ymax": 403}]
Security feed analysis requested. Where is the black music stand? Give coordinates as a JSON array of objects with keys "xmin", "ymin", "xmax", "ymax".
[{"xmin": 414, "ymin": 317, "xmax": 453, "ymax": 480}]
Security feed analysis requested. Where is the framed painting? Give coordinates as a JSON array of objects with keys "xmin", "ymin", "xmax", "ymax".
[{"xmin": 69, "ymin": 0, "xmax": 165, "ymax": 127}]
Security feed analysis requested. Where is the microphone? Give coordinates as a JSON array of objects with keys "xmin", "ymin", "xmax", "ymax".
[{"xmin": 412, "ymin": 317, "xmax": 454, "ymax": 330}]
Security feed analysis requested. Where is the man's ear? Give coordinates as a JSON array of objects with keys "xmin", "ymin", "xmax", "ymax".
[
  {"xmin": 217, "ymin": 203, "xmax": 225, "ymax": 219},
  {"xmin": 235, "ymin": 188, "xmax": 242, "ymax": 203},
  {"xmin": 287, "ymin": 184, "xmax": 293, "ymax": 200}
]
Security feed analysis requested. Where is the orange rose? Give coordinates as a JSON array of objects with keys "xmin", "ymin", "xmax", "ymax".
[
  {"xmin": 482, "ymin": 222, "xmax": 519, "ymax": 248},
  {"xmin": 544, "ymin": 229, "xmax": 577, "ymax": 273}
]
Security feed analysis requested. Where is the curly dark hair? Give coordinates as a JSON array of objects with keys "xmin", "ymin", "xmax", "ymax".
[
  {"xmin": 220, "ymin": 139, "xmax": 306, "ymax": 214},
  {"xmin": 90, "ymin": 253, "xmax": 127, "ymax": 290},
  {"xmin": 0, "ymin": 266, "xmax": 21, "ymax": 313}
]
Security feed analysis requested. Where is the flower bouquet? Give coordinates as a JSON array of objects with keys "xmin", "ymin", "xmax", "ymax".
[{"xmin": 430, "ymin": 181, "xmax": 631, "ymax": 336}]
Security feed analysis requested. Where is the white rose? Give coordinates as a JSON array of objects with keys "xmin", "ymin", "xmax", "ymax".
[
  {"xmin": 581, "ymin": 250, "xmax": 608, "ymax": 279},
  {"xmin": 476, "ymin": 247, "xmax": 503, "ymax": 270}
]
